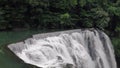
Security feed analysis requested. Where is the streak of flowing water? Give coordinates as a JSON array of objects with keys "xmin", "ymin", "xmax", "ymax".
[{"xmin": 8, "ymin": 29, "xmax": 117, "ymax": 68}]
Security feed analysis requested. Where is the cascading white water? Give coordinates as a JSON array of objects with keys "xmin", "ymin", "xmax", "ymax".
[{"xmin": 8, "ymin": 29, "xmax": 117, "ymax": 68}]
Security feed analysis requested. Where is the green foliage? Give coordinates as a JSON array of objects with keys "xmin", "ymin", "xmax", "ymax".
[
  {"xmin": 108, "ymin": 6, "xmax": 120, "ymax": 16},
  {"xmin": 115, "ymin": 26, "xmax": 120, "ymax": 32},
  {"xmin": 112, "ymin": 38, "xmax": 120, "ymax": 57},
  {"xmin": 0, "ymin": 0, "xmax": 119, "ymax": 33},
  {"xmin": 26, "ymin": 0, "xmax": 49, "ymax": 7},
  {"xmin": 60, "ymin": 13, "xmax": 70, "ymax": 19},
  {"xmin": 79, "ymin": 0, "xmax": 87, "ymax": 7},
  {"xmin": 60, "ymin": 13, "xmax": 75, "ymax": 28},
  {"xmin": 79, "ymin": 9, "xmax": 93, "ymax": 27},
  {"xmin": 49, "ymin": 0, "xmax": 77, "ymax": 11},
  {"xmin": 91, "ymin": 7, "xmax": 110, "ymax": 29}
]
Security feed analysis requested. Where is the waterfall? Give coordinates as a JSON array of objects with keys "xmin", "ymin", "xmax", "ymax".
[{"xmin": 8, "ymin": 29, "xmax": 117, "ymax": 68}]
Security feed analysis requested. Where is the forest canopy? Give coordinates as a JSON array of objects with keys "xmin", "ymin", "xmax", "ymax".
[{"xmin": 0, "ymin": 0, "xmax": 119, "ymax": 36}]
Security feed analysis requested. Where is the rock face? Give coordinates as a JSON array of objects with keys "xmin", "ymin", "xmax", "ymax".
[{"xmin": 8, "ymin": 29, "xmax": 117, "ymax": 68}]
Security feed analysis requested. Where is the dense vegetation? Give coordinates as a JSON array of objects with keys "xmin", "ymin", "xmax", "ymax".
[
  {"xmin": 0, "ymin": 0, "xmax": 119, "ymax": 32},
  {"xmin": 0, "ymin": 0, "xmax": 119, "ymax": 66}
]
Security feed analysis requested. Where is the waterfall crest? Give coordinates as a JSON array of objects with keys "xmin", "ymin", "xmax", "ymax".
[{"xmin": 8, "ymin": 29, "xmax": 117, "ymax": 68}]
